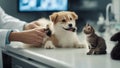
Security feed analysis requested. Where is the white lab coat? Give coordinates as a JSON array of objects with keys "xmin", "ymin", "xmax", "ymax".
[
  {"xmin": 0, "ymin": 6, "xmax": 27, "ymax": 68},
  {"xmin": 0, "ymin": 7, "xmax": 27, "ymax": 48}
]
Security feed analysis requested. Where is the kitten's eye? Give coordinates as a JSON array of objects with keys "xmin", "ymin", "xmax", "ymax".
[
  {"xmin": 70, "ymin": 18, "xmax": 72, "ymax": 20},
  {"xmin": 62, "ymin": 19, "xmax": 66, "ymax": 22}
]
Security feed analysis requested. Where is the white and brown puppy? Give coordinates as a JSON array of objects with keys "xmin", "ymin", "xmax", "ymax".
[
  {"xmin": 25, "ymin": 11, "xmax": 84, "ymax": 49},
  {"xmin": 47, "ymin": 11, "xmax": 84, "ymax": 48},
  {"xmin": 24, "ymin": 18, "xmax": 55, "ymax": 48}
]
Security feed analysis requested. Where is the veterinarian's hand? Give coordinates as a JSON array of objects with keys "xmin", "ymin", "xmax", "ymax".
[
  {"xmin": 24, "ymin": 21, "xmax": 41, "ymax": 30},
  {"xmin": 9, "ymin": 28, "xmax": 45, "ymax": 45}
]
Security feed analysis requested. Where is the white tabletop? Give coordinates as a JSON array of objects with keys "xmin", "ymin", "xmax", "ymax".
[
  {"xmin": 2, "ymin": 31, "xmax": 119, "ymax": 68},
  {"xmin": 4, "ymin": 40, "xmax": 120, "ymax": 68}
]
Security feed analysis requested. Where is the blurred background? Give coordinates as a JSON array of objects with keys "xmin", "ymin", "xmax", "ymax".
[{"xmin": 0, "ymin": 0, "xmax": 120, "ymax": 33}]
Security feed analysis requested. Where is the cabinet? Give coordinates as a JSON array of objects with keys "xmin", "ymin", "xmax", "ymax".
[{"xmin": 2, "ymin": 51, "xmax": 52, "ymax": 68}]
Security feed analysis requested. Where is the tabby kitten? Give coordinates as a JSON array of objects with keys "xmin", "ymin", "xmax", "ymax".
[
  {"xmin": 110, "ymin": 32, "xmax": 120, "ymax": 60},
  {"xmin": 83, "ymin": 23, "xmax": 107, "ymax": 55}
]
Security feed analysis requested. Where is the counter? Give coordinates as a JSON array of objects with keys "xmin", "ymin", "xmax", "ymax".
[{"xmin": 2, "ymin": 41, "xmax": 120, "ymax": 68}]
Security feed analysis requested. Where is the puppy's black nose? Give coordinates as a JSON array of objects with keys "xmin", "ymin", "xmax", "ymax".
[{"xmin": 68, "ymin": 24, "xmax": 72, "ymax": 27}]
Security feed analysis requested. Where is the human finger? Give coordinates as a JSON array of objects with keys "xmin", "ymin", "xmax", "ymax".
[
  {"xmin": 34, "ymin": 21, "xmax": 41, "ymax": 26},
  {"xmin": 31, "ymin": 24, "xmax": 40, "ymax": 29},
  {"xmin": 32, "ymin": 38, "xmax": 43, "ymax": 44},
  {"xmin": 36, "ymin": 30, "xmax": 46, "ymax": 37}
]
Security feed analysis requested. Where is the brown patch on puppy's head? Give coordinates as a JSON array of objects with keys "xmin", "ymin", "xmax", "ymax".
[
  {"xmin": 49, "ymin": 11, "xmax": 78, "ymax": 24},
  {"xmin": 70, "ymin": 12, "xmax": 78, "ymax": 20},
  {"xmin": 49, "ymin": 12, "xmax": 58, "ymax": 24}
]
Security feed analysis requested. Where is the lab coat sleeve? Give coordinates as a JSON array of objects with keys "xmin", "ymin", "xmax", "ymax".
[
  {"xmin": 0, "ymin": 29, "xmax": 11, "ymax": 48},
  {"xmin": 0, "ymin": 7, "xmax": 27, "ymax": 31},
  {"xmin": 0, "ymin": 7, "xmax": 27, "ymax": 48}
]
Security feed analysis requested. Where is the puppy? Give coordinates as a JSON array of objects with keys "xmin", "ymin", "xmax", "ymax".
[
  {"xmin": 48, "ymin": 11, "xmax": 84, "ymax": 48},
  {"xmin": 25, "ymin": 11, "xmax": 84, "ymax": 49},
  {"xmin": 24, "ymin": 18, "xmax": 56, "ymax": 48}
]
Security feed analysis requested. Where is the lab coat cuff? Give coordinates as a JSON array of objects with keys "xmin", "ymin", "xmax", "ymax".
[
  {"xmin": 6, "ymin": 30, "xmax": 13, "ymax": 45},
  {"xmin": 6, "ymin": 29, "xmax": 19, "ymax": 45},
  {"xmin": 0, "ymin": 30, "xmax": 10, "ymax": 48}
]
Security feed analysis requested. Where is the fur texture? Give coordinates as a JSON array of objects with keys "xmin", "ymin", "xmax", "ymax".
[
  {"xmin": 25, "ymin": 11, "xmax": 85, "ymax": 49},
  {"xmin": 83, "ymin": 23, "xmax": 107, "ymax": 55},
  {"xmin": 110, "ymin": 32, "xmax": 120, "ymax": 60},
  {"xmin": 48, "ymin": 11, "xmax": 84, "ymax": 48},
  {"xmin": 24, "ymin": 18, "xmax": 55, "ymax": 48}
]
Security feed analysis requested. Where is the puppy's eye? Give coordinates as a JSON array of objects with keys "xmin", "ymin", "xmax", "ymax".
[
  {"xmin": 70, "ymin": 18, "xmax": 72, "ymax": 20},
  {"xmin": 62, "ymin": 19, "xmax": 66, "ymax": 22}
]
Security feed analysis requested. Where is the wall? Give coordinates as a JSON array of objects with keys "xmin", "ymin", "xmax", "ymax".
[
  {"xmin": 0, "ymin": 0, "xmax": 51, "ymax": 22},
  {"xmin": 0, "ymin": 0, "xmax": 111, "ymax": 32}
]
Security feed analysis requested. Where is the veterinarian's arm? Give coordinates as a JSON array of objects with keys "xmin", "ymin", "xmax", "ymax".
[
  {"xmin": 0, "ymin": 7, "xmax": 26, "ymax": 31},
  {"xmin": 9, "ymin": 28, "xmax": 45, "ymax": 45},
  {"xmin": 0, "ymin": 7, "xmax": 44, "ymax": 47},
  {"xmin": 24, "ymin": 21, "xmax": 41, "ymax": 30},
  {"xmin": 0, "ymin": 28, "xmax": 45, "ymax": 48},
  {"xmin": 0, "ymin": 7, "xmax": 26, "ymax": 48}
]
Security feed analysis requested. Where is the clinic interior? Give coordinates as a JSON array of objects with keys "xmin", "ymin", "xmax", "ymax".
[{"xmin": 0, "ymin": 0, "xmax": 112, "ymax": 32}]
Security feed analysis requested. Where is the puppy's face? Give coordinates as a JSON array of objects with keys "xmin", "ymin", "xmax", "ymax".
[{"xmin": 49, "ymin": 11, "xmax": 78, "ymax": 32}]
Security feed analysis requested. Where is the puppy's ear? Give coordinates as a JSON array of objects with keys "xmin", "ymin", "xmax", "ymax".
[
  {"xmin": 49, "ymin": 13, "xmax": 58, "ymax": 24},
  {"xmin": 71, "ymin": 12, "xmax": 78, "ymax": 20}
]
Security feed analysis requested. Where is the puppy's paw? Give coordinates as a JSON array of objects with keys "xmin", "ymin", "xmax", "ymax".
[
  {"xmin": 44, "ymin": 41, "xmax": 56, "ymax": 49},
  {"xmin": 74, "ymin": 43, "xmax": 85, "ymax": 48},
  {"xmin": 44, "ymin": 44, "xmax": 56, "ymax": 49}
]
